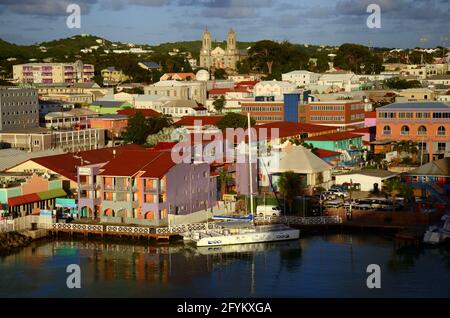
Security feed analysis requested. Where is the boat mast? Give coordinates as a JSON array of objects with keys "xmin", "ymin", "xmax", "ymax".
[{"xmin": 247, "ymin": 113, "xmax": 254, "ymax": 218}]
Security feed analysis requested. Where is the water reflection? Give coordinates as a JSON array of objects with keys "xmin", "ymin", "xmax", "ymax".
[{"xmin": 0, "ymin": 235, "xmax": 449, "ymax": 298}]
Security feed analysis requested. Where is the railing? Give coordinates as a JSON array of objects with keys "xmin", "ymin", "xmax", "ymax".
[
  {"xmin": 105, "ymin": 225, "xmax": 150, "ymax": 235},
  {"xmin": 254, "ymin": 215, "xmax": 342, "ymax": 225},
  {"xmin": 52, "ymin": 223, "xmax": 103, "ymax": 232},
  {"xmin": 156, "ymin": 222, "xmax": 220, "ymax": 235}
]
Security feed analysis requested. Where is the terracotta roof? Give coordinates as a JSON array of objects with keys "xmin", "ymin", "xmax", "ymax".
[
  {"xmin": 351, "ymin": 126, "xmax": 376, "ymax": 135},
  {"xmin": 8, "ymin": 193, "xmax": 40, "ymax": 207},
  {"xmin": 305, "ymin": 131, "xmax": 361, "ymax": 141},
  {"xmin": 365, "ymin": 111, "xmax": 376, "ymax": 118},
  {"xmin": 235, "ymin": 81, "xmax": 259, "ymax": 88},
  {"xmin": 99, "ymin": 150, "xmax": 177, "ymax": 178},
  {"xmin": 162, "ymin": 73, "xmax": 196, "ymax": 80},
  {"xmin": 117, "ymin": 108, "xmax": 160, "ymax": 117},
  {"xmin": 151, "ymin": 142, "xmax": 178, "ymax": 151},
  {"xmin": 176, "ymin": 116, "xmax": 224, "ymax": 127},
  {"xmin": 255, "ymin": 122, "xmax": 338, "ymax": 139},
  {"xmin": 29, "ymin": 145, "xmax": 144, "ymax": 181},
  {"xmin": 208, "ymin": 88, "xmax": 232, "ymax": 95},
  {"xmin": 314, "ymin": 148, "xmax": 341, "ymax": 158}
]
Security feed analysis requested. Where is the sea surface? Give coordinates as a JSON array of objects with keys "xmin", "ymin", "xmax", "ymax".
[{"xmin": 1, "ymin": 233, "xmax": 449, "ymax": 298}]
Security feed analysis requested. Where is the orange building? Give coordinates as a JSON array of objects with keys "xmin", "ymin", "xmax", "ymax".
[
  {"xmin": 89, "ymin": 115, "xmax": 128, "ymax": 139},
  {"xmin": 376, "ymin": 102, "xmax": 450, "ymax": 161},
  {"xmin": 303, "ymin": 100, "xmax": 365, "ymax": 129}
]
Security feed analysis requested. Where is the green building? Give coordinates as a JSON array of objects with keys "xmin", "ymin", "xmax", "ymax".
[{"xmin": 89, "ymin": 101, "xmax": 133, "ymax": 115}]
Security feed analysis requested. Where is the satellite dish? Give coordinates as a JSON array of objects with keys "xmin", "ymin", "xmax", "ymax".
[{"xmin": 196, "ymin": 70, "xmax": 210, "ymax": 81}]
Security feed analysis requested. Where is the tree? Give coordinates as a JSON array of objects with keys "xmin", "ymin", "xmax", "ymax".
[
  {"xmin": 394, "ymin": 140, "xmax": 419, "ymax": 163},
  {"xmin": 123, "ymin": 113, "xmax": 173, "ymax": 145},
  {"xmin": 334, "ymin": 43, "xmax": 384, "ymax": 74},
  {"xmin": 218, "ymin": 170, "xmax": 233, "ymax": 198},
  {"xmin": 213, "ymin": 95, "xmax": 226, "ymax": 113},
  {"xmin": 384, "ymin": 78, "xmax": 421, "ymax": 89},
  {"xmin": 122, "ymin": 112, "xmax": 149, "ymax": 144},
  {"xmin": 214, "ymin": 69, "xmax": 227, "ymax": 80},
  {"xmin": 146, "ymin": 126, "xmax": 176, "ymax": 147},
  {"xmin": 383, "ymin": 178, "xmax": 413, "ymax": 212},
  {"xmin": 216, "ymin": 113, "xmax": 256, "ymax": 130},
  {"xmin": 278, "ymin": 171, "xmax": 305, "ymax": 214}
]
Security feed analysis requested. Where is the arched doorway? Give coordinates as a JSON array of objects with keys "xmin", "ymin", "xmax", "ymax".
[
  {"xmin": 116, "ymin": 209, "xmax": 127, "ymax": 218},
  {"xmin": 80, "ymin": 206, "xmax": 93, "ymax": 218},
  {"xmin": 104, "ymin": 208, "xmax": 115, "ymax": 217},
  {"xmin": 144, "ymin": 211, "xmax": 155, "ymax": 220}
]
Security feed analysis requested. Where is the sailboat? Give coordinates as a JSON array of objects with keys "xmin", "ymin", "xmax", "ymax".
[{"xmin": 183, "ymin": 114, "xmax": 300, "ymax": 247}]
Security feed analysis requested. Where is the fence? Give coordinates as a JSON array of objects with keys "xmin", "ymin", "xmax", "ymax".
[
  {"xmin": 254, "ymin": 215, "xmax": 342, "ymax": 225},
  {"xmin": 0, "ymin": 215, "xmax": 52, "ymax": 233}
]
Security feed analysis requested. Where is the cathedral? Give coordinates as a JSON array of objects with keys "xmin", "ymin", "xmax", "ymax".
[{"xmin": 199, "ymin": 28, "xmax": 242, "ymax": 72}]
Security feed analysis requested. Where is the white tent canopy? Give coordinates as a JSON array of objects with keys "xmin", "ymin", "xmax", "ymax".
[{"xmin": 277, "ymin": 145, "xmax": 332, "ymax": 174}]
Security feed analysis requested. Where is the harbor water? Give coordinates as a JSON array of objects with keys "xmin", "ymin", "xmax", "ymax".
[{"xmin": 1, "ymin": 233, "xmax": 449, "ymax": 298}]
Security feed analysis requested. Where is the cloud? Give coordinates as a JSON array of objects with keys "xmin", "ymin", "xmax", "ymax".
[
  {"xmin": 0, "ymin": 0, "xmax": 98, "ymax": 16},
  {"xmin": 180, "ymin": 0, "xmax": 274, "ymax": 18},
  {"xmin": 335, "ymin": 0, "xmax": 450, "ymax": 20}
]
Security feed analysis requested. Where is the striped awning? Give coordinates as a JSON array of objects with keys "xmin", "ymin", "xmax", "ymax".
[
  {"xmin": 37, "ymin": 189, "xmax": 67, "ymax": 200},
  {"xmin": 8, "ymin": 194, "xmax": 41, "ymax": 207},
  {"xmin": 7, "ymin": 189, "xmax": 67, "ymax": 207}
]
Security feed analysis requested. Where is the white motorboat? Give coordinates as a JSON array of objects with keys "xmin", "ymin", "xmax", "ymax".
[{"xmin": 423, "ymin": 213, "xmax": 450, "ymax": 244}]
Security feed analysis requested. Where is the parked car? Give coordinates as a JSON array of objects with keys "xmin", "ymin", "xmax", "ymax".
[
  {"xmin": 256, "ymin": 205, "xmax": 282, "ymax": 217},
  {"xmin": 328, "ymin": 188, "xmax": 349, "ymax": 198},
  {"xmin": 322, "ymin": 191, "xmax": 337, "ymax": 200},
  {"xmin": 324, "ymin": 200, "xmax": 344, "ymax": 209}
]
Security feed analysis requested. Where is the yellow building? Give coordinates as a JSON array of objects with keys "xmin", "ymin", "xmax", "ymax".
[{"xmin": 101, "ymin": 67, "xmax": 129, "ymax": 85}]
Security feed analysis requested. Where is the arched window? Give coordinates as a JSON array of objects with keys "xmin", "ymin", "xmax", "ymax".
[
  {"xmin": 400, "ymin": 125, "xmax": 410, "ymax": 136},
  {"xmin": 437, "ymin": 126, "xmax": 446, "ymax": 136},
  {"xmin": 418, "ymin": 125, "xmax": 427, "ymax": 136},
  {"xmin": 383, "ymin": 125, "xmax": 391, "ymax": 135}
]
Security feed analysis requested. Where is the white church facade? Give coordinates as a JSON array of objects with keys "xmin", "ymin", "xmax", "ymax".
[{"xmin": 199, "ymin": 28, "xmax": 243, "ymax": 72}]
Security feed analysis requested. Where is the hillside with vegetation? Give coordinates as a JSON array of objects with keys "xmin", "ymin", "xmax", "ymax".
[{"xmin": 0, "ymin": 34, "xmax": 446, "ymax": 84}]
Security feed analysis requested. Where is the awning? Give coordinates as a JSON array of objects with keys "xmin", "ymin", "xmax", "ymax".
[
  {"xmin": 55, "ymin": 198, "xmax": 77, "ymax": 208},
  {"xmin": 8, "ymin": 194, "xmax": 41, "ymax": 207},
  {"xmin": 37, "ymin": 189, "xmax": 67, "ymax": 200}
]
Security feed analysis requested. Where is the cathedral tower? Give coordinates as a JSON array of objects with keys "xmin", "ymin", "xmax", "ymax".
[{"xmin": 200, "ymin": 27, "xmax": 212, "ymax": 69}]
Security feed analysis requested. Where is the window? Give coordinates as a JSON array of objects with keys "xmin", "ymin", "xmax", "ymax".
[
  {"xmin": 437, "ymin": 143, "xmax": 446, "ymax": 152},
  {"xmin": 400, "ymin": 125, "xmax": 410, "ymax": 136},
  {"xmin": 437, "ymin": 126, "xmax": 446, "ymax": 136},
  {"xmin": 383, "ymin": 125, "xmax": 391, "ymax": 135},
  {"xmin": 418, "ymin": 126, "xmax": 427, "ymax": 136}
]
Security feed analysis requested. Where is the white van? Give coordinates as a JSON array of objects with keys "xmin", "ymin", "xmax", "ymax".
[{"xmin": 256, "ymin": 205, "xmax": 281, "ymax": 217}]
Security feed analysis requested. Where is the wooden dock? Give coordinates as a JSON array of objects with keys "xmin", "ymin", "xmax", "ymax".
[{"xmin": 49, "ymin": 223, "xmax": 181, "ymax": 242}]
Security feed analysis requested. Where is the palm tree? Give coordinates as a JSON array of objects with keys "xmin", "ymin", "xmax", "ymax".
[
  {"xmin": 278, "ymin": 171, "xmax": 305, "ymax": 215},
  {"xmin": 384, "ymin": 178, "xmax": 413, "ymax": 212},
  {"xmin": 218, "ymin": 171, "xmax": 233, "ymax": 199}
]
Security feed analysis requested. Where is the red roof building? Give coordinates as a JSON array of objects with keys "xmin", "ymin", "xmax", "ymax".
[
  {"xmin": 7, "ymin": 145, "xmax": 144, "ymax": 188},
  {"xmin": 117, "ymin": 108, "xmax": 160, "ymax": 117}
]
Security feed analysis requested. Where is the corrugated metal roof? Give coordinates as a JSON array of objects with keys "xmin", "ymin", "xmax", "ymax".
[{"xmin": 0, "ymin": 148, "xmax": 65, "ymax": 172}]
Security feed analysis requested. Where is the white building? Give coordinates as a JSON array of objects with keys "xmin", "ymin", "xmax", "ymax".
[
  {"xmin": 317, "ymin": 73, "xmax": 360, "ymax": 92},
  {"xmin": 254, "ymin": 80, "xmax": 297, "ymax": 100},
  {"xmin": 282, "ymin": 70, "xmax": 320, "ymax": 87},
  {"xmin": 144, "ymin": 80, "xmax": 207, "ymax": 106},
  {"xmin": 334, "ymin": 170, "xmax": 398, "ymax": 192}
]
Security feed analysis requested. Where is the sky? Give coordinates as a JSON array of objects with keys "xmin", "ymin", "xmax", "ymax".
[{"xmin": 0, "ymin": 0, "xmax": 449, "ymax": 48}]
